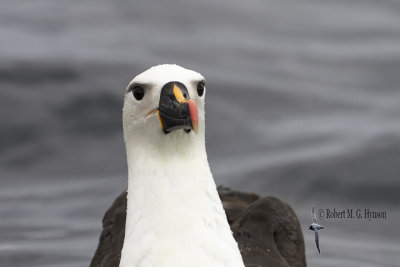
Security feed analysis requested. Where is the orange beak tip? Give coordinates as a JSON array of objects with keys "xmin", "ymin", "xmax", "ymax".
[{"xmin": 187, "ymin": 99, "xmax": 198, "ymax": 133}]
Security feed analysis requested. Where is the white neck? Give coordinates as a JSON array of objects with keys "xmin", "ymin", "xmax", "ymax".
[{"xmin": 119, "ymin": 133, "xmax": 244, "ymax": 267}]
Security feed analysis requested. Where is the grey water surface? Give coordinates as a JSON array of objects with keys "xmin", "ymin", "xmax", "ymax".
[{"xmin": 1, "ymin": 0, "xmax": 400, "ymax": 266}]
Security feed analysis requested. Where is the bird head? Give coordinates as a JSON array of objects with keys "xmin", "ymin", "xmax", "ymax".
[{"xmin": 122, "ymin": 64, "xmax": 206, "ymax": 157}]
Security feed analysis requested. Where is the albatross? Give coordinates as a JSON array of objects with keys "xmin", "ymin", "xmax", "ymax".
[
  {"xmin": 308, "ymin": 205, "xmax": 325, "ymax": 254},
  {"xmin": 90, "ymin": 64, "xmax": 306, "ymax": 267}
]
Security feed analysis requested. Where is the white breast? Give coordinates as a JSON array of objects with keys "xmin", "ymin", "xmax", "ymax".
[{"xmin": 119, "ymin": 151, "xmax": 244, "ymax": 267}]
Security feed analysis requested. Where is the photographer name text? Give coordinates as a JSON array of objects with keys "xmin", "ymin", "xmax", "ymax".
[{"xmin": 318, "ymin": 208, "xmax": 387, "ymax": 221}]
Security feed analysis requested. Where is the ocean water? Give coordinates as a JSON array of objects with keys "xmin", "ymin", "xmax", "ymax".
[{"xmin": 1, "ymin": 0, "xmax": 400, "ymax": 266}]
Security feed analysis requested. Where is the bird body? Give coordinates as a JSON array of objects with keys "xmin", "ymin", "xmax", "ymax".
[
  {"xmin": 90, "ymin": 64, "xmax": 306, "ymax": 267},
  {"xmin": 309, "ymin": 223, "xmax": 324, "ymax": 231}
]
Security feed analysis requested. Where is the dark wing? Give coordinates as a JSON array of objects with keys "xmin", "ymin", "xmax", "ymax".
[
  {"xmin": 90, "ymin": 187, "xmax": 306, "ymax": 267},
  {"xmin": 312, "ymin": 205, "xmax": 317, "ymax": 223},
  {"xmin": 90, "ymin": 191, "xmax": 127, "ymax": 267},
  {"xmin": 219, "ymin": 187, "xmax": 306, "ymax": 267},
  {"xmin": 314, "ymin": 230, "xmax": 320, "ymax": 254}
]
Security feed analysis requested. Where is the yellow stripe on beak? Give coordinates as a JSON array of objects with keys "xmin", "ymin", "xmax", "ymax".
[
  {"xmin": 157, "ymin": 110, "xmax": 165, "ymax": 131},
  {"xmin": 173, "ymin": 84, "xmax": 187, "ymax": 103}
]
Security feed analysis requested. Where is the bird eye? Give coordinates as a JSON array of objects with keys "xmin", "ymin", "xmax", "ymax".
[
  {"xmin": 197, "ymin": 81, "xmax": 205, "ymax": 97},
  {"xmin": 131, "ymin": 86, "xmax": 145, "ymax": 100}
]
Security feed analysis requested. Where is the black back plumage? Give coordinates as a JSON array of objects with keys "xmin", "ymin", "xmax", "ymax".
[{"xmin": 90, "ymin": 187, "xmax": 306, "ymax": 267}]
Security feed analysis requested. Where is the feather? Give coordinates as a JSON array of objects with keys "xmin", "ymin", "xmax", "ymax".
[{"xmin": 90, "ymin": 187, "xmax": 306, "ymax": 267}]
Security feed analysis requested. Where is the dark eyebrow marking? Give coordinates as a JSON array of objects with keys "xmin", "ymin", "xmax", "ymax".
[
  {"xmin": 192, "ymin": 79, "xmax": 206, "ymax": 87},
  {"xmin": 126, "ymin": 83, "xmax": 149, "ymax": 93}
]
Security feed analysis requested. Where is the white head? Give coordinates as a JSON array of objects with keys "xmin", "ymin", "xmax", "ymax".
[{"xmin": 123, "ymin": 64, "xmax": 207, "ymax": 160}]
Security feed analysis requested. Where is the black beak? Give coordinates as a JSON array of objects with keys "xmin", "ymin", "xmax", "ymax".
[{"xmin": 158, "ymin": 82, "xmax": 198, "ymax": 134}]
